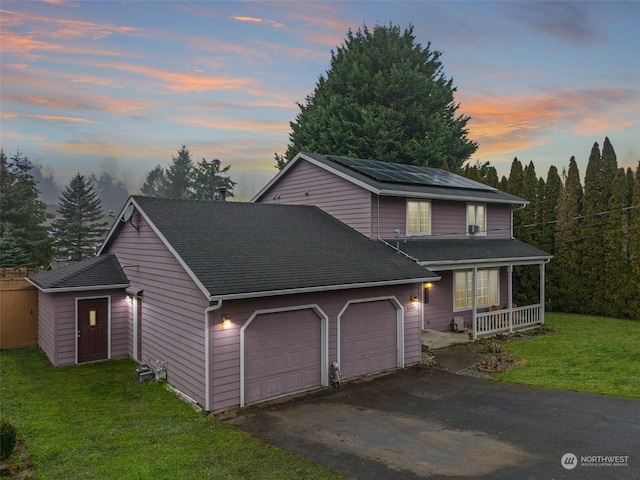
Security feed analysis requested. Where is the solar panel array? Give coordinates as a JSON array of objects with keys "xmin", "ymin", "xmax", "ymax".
[{"xmin": 328, "ymin": 155, "xmax": 497, "ymax": 191}]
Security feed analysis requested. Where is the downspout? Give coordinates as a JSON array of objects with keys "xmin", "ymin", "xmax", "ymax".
[{"xmin": 204, "ymin": 300, "xmax": 222, "ymax": 412}]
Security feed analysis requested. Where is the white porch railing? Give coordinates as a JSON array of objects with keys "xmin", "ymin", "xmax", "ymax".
[{"xmin": 473, "ymin": 304, "xmax": 543, "ymax": 338}]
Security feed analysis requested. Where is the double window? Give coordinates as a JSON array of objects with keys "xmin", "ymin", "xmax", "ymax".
[
  {"xmin": 454, "ymin": 269, "xmax": 499, "ymax": 310},
  {"xmin": 407, "ymin": 200, "xmax": 431, "ymax": 235},
  {"xmin": 467, "ymin": 203, "xmax": 486, "ymax": 235}
]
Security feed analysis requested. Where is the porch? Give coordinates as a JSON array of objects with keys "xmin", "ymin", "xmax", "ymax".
[{"xmin": 474, "ymin": 303, "xmax": 544, "ymax": 338}]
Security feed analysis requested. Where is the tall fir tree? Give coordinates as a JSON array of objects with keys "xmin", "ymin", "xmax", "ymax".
[
  {"xmin": 163, "ymin": 146, "xmax": 194, "ymax": 199},
  {"xmin": 506, "ymin": 157, "xmax": 525, "ymax": 226},
  {"xmin": 52, "ymin": 174, "xmax": 107, "ymax": 261},
  {"xmin": 278, "ymin": 24, "xmax": 477, "ymax": 171},
  {"xmin": 628, "ymin": 162, "xmax": 640, "ymax": 319},
  {"xmin": 513, "ymin": 161, "xmax": 540, "ymax": 305},
  {"xmin": 540, "ymin": 166, "xmax": 562, "ymax": 309},
  {"xmin": 0, "ymin": 150, "xmax": 53, "ymax": 268},
  {"xmin": 140, "ymin": 165, "xmax": 166, "ymax": 197},
  {"xmin": 554, "ymin": 157, "xmax": 583, "ymax": 313},
  {"xmin": 602, "ymin": 167, "xmax": 633, "ymax": 318},
  {"xmin": 192, "ymin": 158, "xmax": 237, "ymax": 201},
  {"xmin": 578, "ymin": 142, "xmax": 607, "ymax": 314}
]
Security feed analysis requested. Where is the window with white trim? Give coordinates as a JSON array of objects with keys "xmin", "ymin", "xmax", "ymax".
[
  {"xmin": 453, "ymin": 269, "xmax": 499, "ymax": 310},
  {"xmin": 407, "ymin": 200, "xmax": 430, "ymax": 235},
  {"xmin": 467, "ymin": 203, "xmax": 487, "ymax": 235}
]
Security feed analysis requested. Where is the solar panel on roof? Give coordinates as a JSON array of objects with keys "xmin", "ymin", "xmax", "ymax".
[{"xmin": 328, "ymin": 155, "xmax": 497, "ymax": 191}]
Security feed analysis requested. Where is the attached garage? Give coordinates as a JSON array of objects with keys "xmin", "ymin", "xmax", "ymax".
[
  {"xmin": 338, "ymin": 297, "xmax": 402, "ymax": 380},
  {"xmin": 241, "ymin": 306, "xmax": 328, "ymax": 406}
]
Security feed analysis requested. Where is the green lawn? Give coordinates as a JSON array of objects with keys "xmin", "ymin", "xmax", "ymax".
[
  {"xmin": 495, "ymin": 312, "xmax": 640, "ymax": 398},
  {"xmin": 0, "ymin": 348, "xmax": 343, "ymax": 480}
]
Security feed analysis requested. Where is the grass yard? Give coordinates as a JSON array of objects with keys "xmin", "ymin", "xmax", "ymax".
[
  {"xmin": 495, "ymin": 312, "xmax": 640, "ymax": 398},
  {"xmin": 0, "ymin": 348, "xmax": 343, "ymax": 480}
]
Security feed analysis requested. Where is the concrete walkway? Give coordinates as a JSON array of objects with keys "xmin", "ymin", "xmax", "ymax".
[{"xmin": 421, "ymin": 328, "xmax": 471, "ymax": 350}]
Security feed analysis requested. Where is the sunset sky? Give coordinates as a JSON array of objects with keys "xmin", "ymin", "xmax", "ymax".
[{"xmin": 1, "ymin": 1, "xmax": 639, "ymax": 200}]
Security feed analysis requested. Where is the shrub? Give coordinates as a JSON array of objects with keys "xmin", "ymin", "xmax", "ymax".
[{"xmin": 0, "ymin": 418, "xmax": 17, "ymax": 461}]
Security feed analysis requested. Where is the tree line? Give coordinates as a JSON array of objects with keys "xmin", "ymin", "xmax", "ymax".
[
  {"xmin": 461, "ymin": 137, "xmax": 640, "ymax": 320},
  {"xmin": 1, "ymin": 146, "xmax": 236, "ymax": 265}
]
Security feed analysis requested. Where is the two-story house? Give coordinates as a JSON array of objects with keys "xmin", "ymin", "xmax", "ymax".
[
  {"xmin": 27, "ymin": 152, "xmax": 550, "ymax": 412},
  {"xmin": 253, "ymin": 153, "xmax": 551, "ymax": 339}
]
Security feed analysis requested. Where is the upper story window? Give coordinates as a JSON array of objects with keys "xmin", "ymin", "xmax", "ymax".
[
  {"xmin": 467, "ymin": 203, "xmax": 486, "ymax": 235},
  {"xmin": 407, "ymin": 200, "xmax": 431, "ymax": 235}
]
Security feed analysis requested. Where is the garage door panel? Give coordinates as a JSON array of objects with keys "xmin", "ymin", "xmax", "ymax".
[
  {"xmin": 341, "ymin": 300, "xmax": 398, "ymax": 380},
  {"xmin": 244, "ymin": 309, "xmax": 322, "ymax": 405}
]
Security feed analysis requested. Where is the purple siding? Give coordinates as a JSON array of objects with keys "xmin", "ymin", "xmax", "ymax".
[
  {"xmin": 424, "ymin": 267, "xmax": 511, "ymax": 332},
  {"xmin": 424, "ymin": 271, "xmax": 456, "ymax": 331},
  {"xmin": 38, "ymin": 290, "xmax": 128, "ymax": 367},
  {"xmin": 37, "ymin": 291, "xmax": 56, "ymax": 365},
  {"xmin": 209, "ymin": 283, "xmax": 422, "ymax": 411},
  {"xmin": 105, "ymin": 210, "xmax": 209, "ymax": 407},
  {"xmin": 487, "ymin": 204, "xmax": 512, "ymax": 239},
  {"xmin": 376, "ymin": 198, "xmax": 513, "ymax": 240},
  {"xmin": 257, "ymin": 160, "xmax": 374, "ymax": 237}
]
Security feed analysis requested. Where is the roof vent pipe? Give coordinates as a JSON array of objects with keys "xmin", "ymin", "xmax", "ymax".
[{"xmin": 217, "ymin": 187, "xmax": 227, "ymax": 202}]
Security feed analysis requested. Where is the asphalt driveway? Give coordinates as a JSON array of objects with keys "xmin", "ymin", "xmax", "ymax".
[{"xmin": 226, "ymin": 367, "xmax": 639, "ymax": 479}]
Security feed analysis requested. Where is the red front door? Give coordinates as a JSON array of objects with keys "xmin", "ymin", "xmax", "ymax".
[{"xmin": 78, "ymin": 298, "xmax": 108, "ymax": 363}]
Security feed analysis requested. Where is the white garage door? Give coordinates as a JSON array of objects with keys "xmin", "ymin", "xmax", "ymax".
[
  {"xmin": 244, "ymin": 309, "xmax": 322, "ymax": 405},
  {"xmin": 340, "ymin": 300, "xmax": 398, "ymax": 380}
]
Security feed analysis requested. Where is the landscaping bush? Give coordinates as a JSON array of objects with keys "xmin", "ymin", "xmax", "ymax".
[{"xmin": 0, "ymin": 418, "xmax": 17, "ymax": 460}]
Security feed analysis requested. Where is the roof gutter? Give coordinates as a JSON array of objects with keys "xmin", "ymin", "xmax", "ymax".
[
  {"xmin": 378, "ymin": 189, "xmax": 528, "ymax": 206},
  {"xmin": 420, "ymin": 255, "xmax": 553, "ymax": 269},
  {"xmin": 207, "ymin": 276, "xmax": 440, "ymax": 302},
  {"xmin": 25, "ymin": 279, "xmax": 130, "ymax": 294}
]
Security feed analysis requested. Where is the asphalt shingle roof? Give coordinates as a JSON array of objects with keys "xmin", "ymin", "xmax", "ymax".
[
  {"xmin": 299, "ymin": 153, "xmax": 527, "ymax": 205},
  {"xmin": 130, "ymin": 196, "xmax": 438, "ymax": 298},
  {"xmin": 28, "ymin": 253, "xmax": 129, "ymax": 291},
  {"xmin": 397, "ymin": 238, "xmax": 551, "ymax": 265}
]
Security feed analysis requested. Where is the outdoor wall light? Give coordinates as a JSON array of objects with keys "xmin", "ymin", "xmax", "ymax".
[
  {"xmin": 410, "ymin": 295, "xmax": 419, "ymax": 304},
  {"xmin": 423, "ymin": 283, "xmax": 432, "ymax": 304},
  {"xmin": 221, "ymin": 315, "xmax": 232, "ymax": 329}
]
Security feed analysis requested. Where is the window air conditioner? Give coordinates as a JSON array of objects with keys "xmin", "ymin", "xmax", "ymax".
[{"xmin": 468, "ymin": 224, "xmax": 479, "ymax": 234}]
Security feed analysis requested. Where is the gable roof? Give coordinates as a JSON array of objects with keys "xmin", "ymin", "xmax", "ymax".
[
  {"xmin": 101, "ymin": 196, "xmax": 438, "ymax": 301},
  {"xmin": 398, "ymin": 238, "xmax": 551, "ymax": 268},
  {"xmin": 27, "ymin": 253, "xmax": 129, "ymax": 293},
  {"xmin": 253, "ymin": 153, "xmax": 526, "ymax": 205}
]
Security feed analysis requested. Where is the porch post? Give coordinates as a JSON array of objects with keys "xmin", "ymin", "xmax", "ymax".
[
  {"xmin": 472, "ymin": 266, "xmax": 477, "ymax": 339},
  {"xmin": 540, "ymin": 262, "xmax": 546, "ymax": 325},
  {"xmin": 508, "ymin": 264, "xmax": 513, "ymax": 332}
]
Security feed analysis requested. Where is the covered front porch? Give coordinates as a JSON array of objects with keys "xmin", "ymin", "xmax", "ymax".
[{"xmin": 468, "ymin": 262, "xmax": 547, "ymax": 339}]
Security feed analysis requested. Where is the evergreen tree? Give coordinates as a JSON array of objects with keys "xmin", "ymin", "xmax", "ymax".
[
  {"xmin": 628, "ymin": 162, "xmax": 640, "ymax": 319},
  {"xmin": 192, "ymin": 158, "xmax": 237, "ymax": 201},
  {"xmin": 140, "ymin": 165, "xmax": 166, "ymax": 197},
  {"xmin": 90, "ymin": 172, "xmax": 129, "ymax": 214},
  {"xmin": 0, "ymin": 150, "xmax": 53, "ymax": 268},
  {"xmin": 578, "ymin": 142, "xmax": 606, "ymax": 314},
  {"xmin": 540, "ymin": 166, "xmax": 562, "ymax": 309},
  {"xmin": 506, "ymin": 157, "xmax": 525, "ymax": 226},
  {"xmin": 140, "ymin": 147, "xmax": 236, "ymax": 200},
  {"xmin": 278, "ymin": 24, "xmax": 477, "ymax": 171},
  {"xmin": 554, "ymin": 157, "xmax": 583, "ymax": 313},
  {"xmin": 602, "ymin": 168, "xmax": 633, "ymax": 318},
  {"xmin": 513, "ymin": 161, "xmax": 540, "ymax": 305},
  {"xmin": 163, "ymin": 146, "xmax": 194, "ymax": 199},
  {"xmin": 484, "ymin": 166, "xmax": 499, "ymax": 188},
  {"xmin": 52, "ymin": 174, "xmax": 107, "ymax": 261}
]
